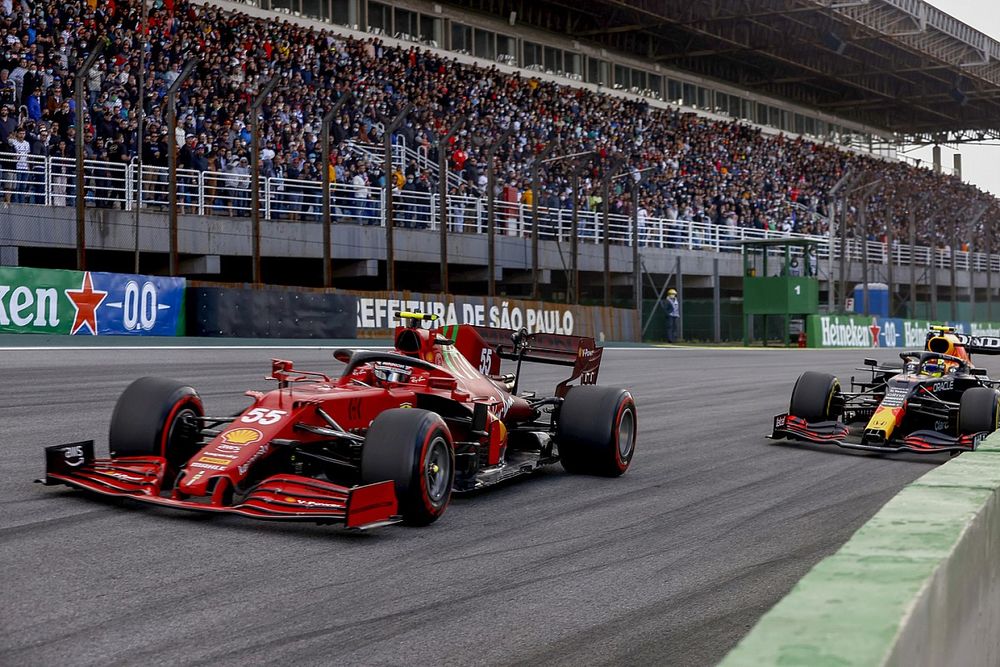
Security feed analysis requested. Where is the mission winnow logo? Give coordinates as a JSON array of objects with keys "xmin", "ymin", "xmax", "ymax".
[{"xmin": 0, "ymin": 267, "xmax": 185, "ymax": 336}]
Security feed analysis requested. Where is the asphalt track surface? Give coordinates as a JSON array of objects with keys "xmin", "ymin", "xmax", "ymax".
[{"xmin": 1, "ymin": 345, "xmax": 977, "ymax": 666}]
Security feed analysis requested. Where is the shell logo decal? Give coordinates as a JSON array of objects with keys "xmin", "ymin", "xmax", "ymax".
[{"xmin": 221, "ymin": 427, "xmax": 263, "ymax": 446}]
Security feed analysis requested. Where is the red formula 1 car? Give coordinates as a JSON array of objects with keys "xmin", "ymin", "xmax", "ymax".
[
  {"xmin": 40, "ymin": 313, "xmax": 637, "ymax": 528},
  {"xmin": 770, "ymin": 327, "xmax": 1000, "ymax": 454}
]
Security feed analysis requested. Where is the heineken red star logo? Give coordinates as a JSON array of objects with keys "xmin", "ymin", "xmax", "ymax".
[
  {"xmin": 869, "ymin": 319, "xmax": 881, "ymax": 348},
  {"xmin": 64, "ymin": 272, "xmax": 108, "ymax": 335}
]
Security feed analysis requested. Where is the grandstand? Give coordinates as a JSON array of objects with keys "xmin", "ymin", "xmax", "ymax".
[{"xmin": 1, "ymin": 0, "xmax": 999, "ymax": 332}]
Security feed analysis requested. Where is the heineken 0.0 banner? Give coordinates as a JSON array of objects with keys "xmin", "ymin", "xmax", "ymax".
[
  {"xmin": 806, "ymin": 314, "xmax": 1000, "ymax": 348},
  {"xmin": 0, "ymin": 267, "xmax": 185, "ymax": 336}
]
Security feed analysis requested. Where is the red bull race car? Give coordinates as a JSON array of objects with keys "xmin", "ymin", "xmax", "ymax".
[
  {"xmin": 770, "ymin": 326, "xmax": 1000, "ymax": 454},
  {"xmin": 39, "ymin": 312, "xmax": 636, "ymax": 529}
]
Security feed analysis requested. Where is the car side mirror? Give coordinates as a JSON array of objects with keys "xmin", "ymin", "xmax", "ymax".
[
  {"xmin": 971, "ymin": 368, "xmax": 988, "ymax": 376},
  {"xmin": 864, "ymin": 358, "xmax": 877, "ymax": 367}
]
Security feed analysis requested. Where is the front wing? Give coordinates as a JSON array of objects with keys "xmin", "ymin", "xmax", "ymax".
[
  {"xmin": 39, "ymin": 441, "xmax": 400, "ymax": 529},
  {"xmin": 769, "ymin": 414, "xmax": 986, "ymax": 454}
]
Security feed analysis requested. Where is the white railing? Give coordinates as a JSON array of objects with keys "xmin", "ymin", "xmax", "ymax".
[
  {"xmin": 343, "ymin": 139, "xmax": 406, "ymax": 173},
  {"xmin": 4, "ymin": 153, "xmax": 998, "ymax": 273}
]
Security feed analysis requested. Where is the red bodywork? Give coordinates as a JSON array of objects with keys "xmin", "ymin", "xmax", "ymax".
[{"xmin": 42, "ymin": 323, "xmax": 603, "ymax": 529}]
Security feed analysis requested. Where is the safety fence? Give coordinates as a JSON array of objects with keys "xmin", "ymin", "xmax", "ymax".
[{"xmin": 1, "ymin": 152, "xmax": 997, "ymax": 273}]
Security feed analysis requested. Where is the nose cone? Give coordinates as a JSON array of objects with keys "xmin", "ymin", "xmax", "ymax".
[
  {"xmin": 865, "ymin": 405, "xmax": 902, "ymax": 441},
  {"xmin": 176, "ymin": 426, "xmax": 270, "ymax": 498}
]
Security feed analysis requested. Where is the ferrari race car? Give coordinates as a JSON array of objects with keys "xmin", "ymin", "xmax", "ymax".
[
  {"xmin": 770, "ymin": 326, "xmax": 1000, "ymax": 454},
  {"xmin": 39, "ymin": 312, "xmax": 636, "ymax": 529}
]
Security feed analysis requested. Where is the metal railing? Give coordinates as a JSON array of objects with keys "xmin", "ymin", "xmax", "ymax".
[{"xmin": 4, "ymin": 152, "xmax": 997, "ymax": 273}]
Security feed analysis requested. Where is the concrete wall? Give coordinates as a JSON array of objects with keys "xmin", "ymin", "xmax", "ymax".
[{"xmin": 720, "ymin": 432, "xmax": 1000, "ymax": 666}]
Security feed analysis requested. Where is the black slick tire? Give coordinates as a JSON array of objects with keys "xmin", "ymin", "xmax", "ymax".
[
  {"xmin": 108, "ymin": 377, "xmax": 204, "ymax": 486},
  {"xmin": 361, "ymin": 408, "xmax": 455, "ymax": 526},
  {"xmin": 958, "ymin": 387, "xmax": 1000, "ymax": 435},
  {"xmin": 556, "ymin": 386, "xmax": 637, "ymax": 476},
  {"xmin": 789, "ymin": 371, "xmax": 840, "ymax": 422}
]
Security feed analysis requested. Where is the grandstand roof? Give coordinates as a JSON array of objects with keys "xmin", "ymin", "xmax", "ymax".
[{"xmin": 446, "ymin": 0, "xmax": 1000, "ymax": 144}]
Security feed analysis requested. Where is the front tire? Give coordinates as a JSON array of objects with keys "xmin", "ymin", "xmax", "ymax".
[
  {"xmin": 958, "ymin": 387, "xmax": 1000, "ymax": 435},
  {"xmin": 108, "ymin": 377, "xmax": 204, "ymax": 487},
  {"xmin": 556, "ymin": 386, "xmax": 637, "ymax": 476},
  {"xmin": 789, "ymin": 371, "xmax": 840, "ymax": 422},
  {"xmin": 361, "ymin": 409, "xmax": 455, "ymax": 526}
]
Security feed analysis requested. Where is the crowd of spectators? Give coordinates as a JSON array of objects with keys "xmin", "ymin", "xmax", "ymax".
[{"xmin": 2, "ymin": 0, "xmax": 998, "ymax": 252}]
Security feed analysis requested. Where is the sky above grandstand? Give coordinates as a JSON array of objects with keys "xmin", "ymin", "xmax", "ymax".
[{"xmin": 907, "ymin": 1, "xmax": 1000, "ymax": 196}]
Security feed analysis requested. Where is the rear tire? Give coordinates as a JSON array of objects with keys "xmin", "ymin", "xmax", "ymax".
[
  {"xmin": 789, "ymin": 371, "xmax": 840, "ymax": 422},
  {"xmin": 557, "ymin": 386, "xmax": 637, "ymax": 476},
  {"xmin": 958, "ymin": 387, "xmax": 1000, "ymax": 435},
  {"xmin": 108, "ymin": 377, "xmax": 204, "ymax": 487},
  {"xmin": 361, "ymin": 409, "xmax": 455, "ymax": 526}
]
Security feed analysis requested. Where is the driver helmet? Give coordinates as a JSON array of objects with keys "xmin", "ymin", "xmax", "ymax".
[
  {"xmin": 923, "ymin": 358, "xmax": 947, "ymax": 377},
  {"xmin": 372, "ymin": 362, "xmax": 411, "ymax": 384}
]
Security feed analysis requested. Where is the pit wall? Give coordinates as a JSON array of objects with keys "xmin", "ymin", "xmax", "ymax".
[
  {"xmin": 720, "ymin": 431, "xmax": 1000, "ymax": 666},
  {"xmin": 807, "ymin": 314, "xmax": 1000, "ymax": 348}
]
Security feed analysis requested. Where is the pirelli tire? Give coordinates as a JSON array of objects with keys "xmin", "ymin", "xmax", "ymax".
[
  {"xmin": 556, "ymin": 386, "xmax": 637, "ymax": 477},
  {"xmin": 789, "ymin": 371, "xmax": 840, "ymax": 422},
  {"xmin": 958, "ymin": 387, "xmax": 1000, "ymax": 436},
  {"xmin": 108, "ymin": 377, "xmax": 204, "ymax": 487},
  {"xmin": 361, "ymin": 408, "xmax": 455, "ymax": 526}
]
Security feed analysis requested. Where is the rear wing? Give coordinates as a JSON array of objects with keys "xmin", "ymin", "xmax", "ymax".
[
  {"xmin": 954, "ymin": 333, "xmax": 1000, "ymax": 355},
  {"xmin": 468, "ymin": 326, "xmax": 603, "ymax": 396}
]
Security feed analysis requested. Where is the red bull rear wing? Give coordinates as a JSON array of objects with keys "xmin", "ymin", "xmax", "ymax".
[{"xmin": 954, "ymin": 333, "xmax": 1000, "ymax": 355}]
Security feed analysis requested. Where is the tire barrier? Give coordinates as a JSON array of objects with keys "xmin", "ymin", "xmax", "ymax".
[{"xmin": 720, "ymin": 431, "xmax": 1000, "ymax": 666}]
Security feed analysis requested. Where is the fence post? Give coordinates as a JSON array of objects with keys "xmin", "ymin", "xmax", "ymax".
[
  {"xmin": 123, "ymin": 160, "xmax": 132, "ymax": 212},
  {"xmin": 264, "ymin": 177, "xmax": 271, "ymax": 221},
  {"xmin": 321, "ymin": 90, "xmax": 353, "ymax": 287},
  {"xmin": 197, "ymin": 171, "xmax": 205, "ymax": 216},
  {"xmin": 485, "ymin": 126, "xmax": 515, "ymax": 297},
  {"xmin": 74, "ymin": 42, "xmax": 104, "ymax": 270},
  {"xmin": 429, "ymin": 191, "xmax": 437, "ymax": 231},
  {"xmin": 383, "ymin": 104, "xmax": 412, "ymax": 291},
  {"xmin": 602, "ymin": 156, "xmax": 625, "ymax": 307},
  {"xmin": 438, "ymin": 115, "xmax": 466, "ymax": 293},
  {"xmin": 250, "ymin": 73, "xmax": 281, "ymax": 284},
  {"xmin": 44, "ymin": 156, "xmax": 52, "ymax": 207}
]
